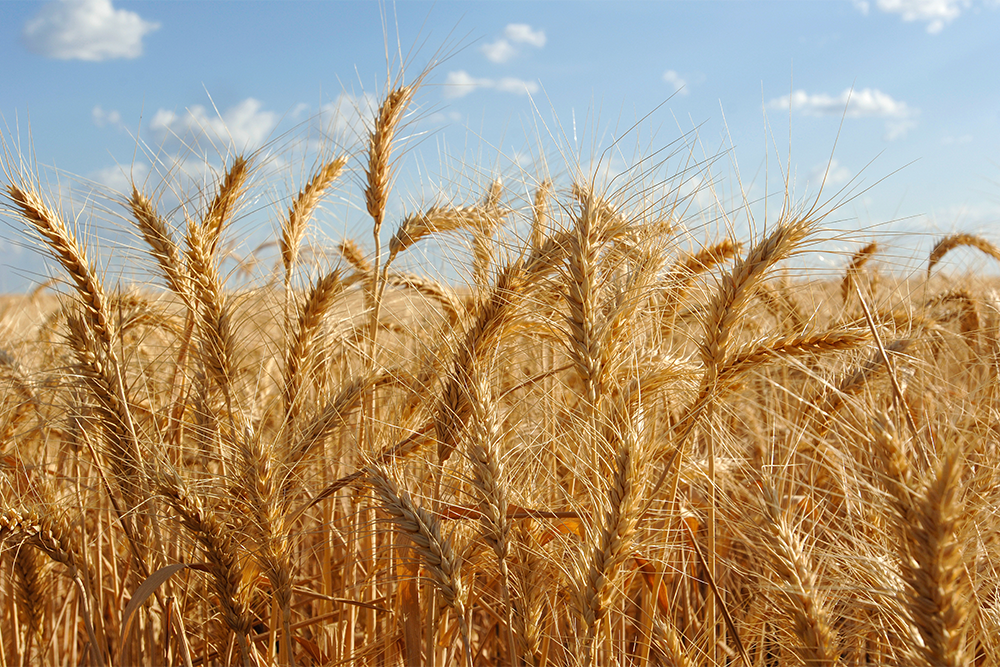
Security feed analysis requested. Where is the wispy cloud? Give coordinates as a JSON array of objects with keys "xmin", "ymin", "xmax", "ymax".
[
  {"xmin": 91, "ymin": 105, "xmax": 121, "ymax": 128},
  {"xmin": 150, "ymin": 98, "xmax": 279, "ymax": 151},
  {"xmin": 444, "ymin": 70, "xmax": 539, "ymax": 99},
  {"xmin": 23, "ymin": 0, "xmax": 159, "ymax": 61},
  {"xmin": 809, "ymin": 159, "xmax": 852, "ymax": 187},
  {"xmin": 481, "ymin": 23, "xmax": 546, "ymax": 63},
  {"xmin": 767, "ymin": 87, "xmax": 918, "ymax": 139},
  {"xmin": 855, "ymin": 0, "xmax": 973, "ymax": 33},
  {"xmin": 662, "ymin": 70, "xmax": 688, "ymax": 96}
]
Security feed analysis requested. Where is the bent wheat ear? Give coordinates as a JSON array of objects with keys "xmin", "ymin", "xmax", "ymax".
[
  {"xmin": 368, "ymin": 465, "xmax": 472, "ymax": 666},
  {"xmin": 842, "ymin": 242, "xmax": 878, "ymax": 304},
  {"xmin": 927, "ymin": 233, "xmax": 1000, "ymax": 277},
  {"xmin": 389, "ymin": 206, "xmax": 495, "ymax": 261},
  {"xmin": 280, "ymin": 156, "xmax": 347, "ymax": 287},
  {"xmin": 130, "ymin": 186, "xmax": 190, "ymax": 301},
  {"xmin": 155, "ymin": 471, "xmax": 255, "ymax": 667},
  {"xmin": 202, "ymin": 155, "xmax": 249, "ymax": 256}
]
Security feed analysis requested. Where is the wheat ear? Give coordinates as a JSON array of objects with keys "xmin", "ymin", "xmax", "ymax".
[
  {"xmin": 873, "ymin": 419, "xmax": 968, "ymax": 667},
  {"xmin": 155, "ymin": 471, "xmax": 255, "ymax": 667},
  {"xmin": 841, "ymin": 242, "xmax": 878, "ymax": 304},
  {"xmin": 574, "ymin": 399, "xmax": 644, "ymax": 667},
  {"xmin": 760, "ymin": 487, "xmax": 840, "ymax": 666},
  {"xmin": 927, "ymin": 233, "xmax": 1000, "ymax": 277},
  {"xmin": 1, "ymin": 507, "xmax": 104, "ymax": 667},
  {"xmin": 280, "ymin": 156, "xmax": 346, "ymax": 287},
  {"xmin": 202, "ymin": 155, "xmax": 249, "ymax": 256},
  {"xmin": 564, "ymin": 187, "xmax": 604, "ymax": 412},
  {"xmin": 389, "ymin": 205, "xmax": 495, "ymax": 263},
  {"xmin": 7, "ymin": 182, "xmax": 146, "ymax": 512},
  {"xmin": 464, "ymin": 368, "xmax": 519, "ymax": 662},
  {"xmin": 282, "ymin": 269, "xmax": 344, "ymax": 436},
  {"xmin": 530, "ymin": 179, "xmax": 552, "ymax": 250},
  {"xmin": 129, "ymin": 186, "xmax": 191, "ymax": 301},
  {"xmin": 660, "ymin": 238, "xmax": 742, "ymax": 317},
  {"xmin": 368, "ymin": 465, "xmax": 472, "ymax": 667}
]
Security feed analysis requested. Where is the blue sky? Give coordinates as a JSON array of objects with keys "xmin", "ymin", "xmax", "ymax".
[{"xmin": 1, "ymin": 0, "xmax": 999, "ymax": 291}]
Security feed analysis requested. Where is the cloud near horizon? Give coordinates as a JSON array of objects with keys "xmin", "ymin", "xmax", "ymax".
[
  {"xmin": 481, "ymin": 23, "xmax": 546, "ymax": 63},
  {"xmin": 855, "ymin": 0, "xmax": 973, "ymax": 33},
  {"xmin": 662, "ymin": 70, "xmax": 689, "ymax": 95},
  {"xmin": 444, "ymin": 71, "xmax": 539, "ymax": 99},
  {"xmin": 150, "ymin": 98, "xmax": 280, "ymax": 151},
  {"xmin": 768, "ymin": 87, "xmax": 918, "ymax": 139},
  {"xmin": 23, "ymin": 0, "xmax": 159, "ymax": 61}
]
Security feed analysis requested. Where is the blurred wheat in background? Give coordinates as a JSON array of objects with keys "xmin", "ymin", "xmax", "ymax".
[{"xmin": 1, "ymin": 65, "xmax": 998, "ymax": 667}]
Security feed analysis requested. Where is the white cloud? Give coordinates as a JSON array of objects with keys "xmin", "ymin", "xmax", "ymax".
[
  {"xmin": 481, "ymin": 23, "xmax": 545, "ymax": 63},
  {"xmin": 504, "ymin": 24, "xmax": 546, "ymax": 48},
  {"xmin": 875, "ymin": 0, "xmax": 970, "ymax": 33},
  {"xmin": 809, "ymin": 159, "xmax": 852, "ymax": 187},
  {"xmin": 23, "ymin": 0, "xmax": 159, "ymax": 61},
  {"xmin": 318, "ymin": 92, "xmax": 378, "ymax": 135},
  {"xmin": 91, "ymin": 160, "xmax": 150, "ymax": 193},
  {"xmin": 482, "ymin": 40, "xmax": 518, "ymax": 64},
  {"xmin": 91, "ymin": 105, "xmax": 121, "ymax": 127},
  {"xmin": 768, "ymin": 87, "xmax": 918, "ymax": 139},
  {"xmin": 150, "ymin": 98, "xmax": 279, "ymax": 150},
  {"xmin": 445, "ymin": 71, "xmax": 493, "ymax": 98},
  {"xmin": 662, "ymin": 70, "xmax": 688, "ymax": 96},
  {"xmin": 495, "ymin": 77, "xmax": 540, "ymax": 95},
  {"xmin": 444, "ymin": 71, "xmax": 538, "ymax": 99}
]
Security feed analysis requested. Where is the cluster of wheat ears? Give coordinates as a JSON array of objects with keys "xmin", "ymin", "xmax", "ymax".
[{"xmin": 1, "ymin": 70, "xmax": 999, "ymax": 667}]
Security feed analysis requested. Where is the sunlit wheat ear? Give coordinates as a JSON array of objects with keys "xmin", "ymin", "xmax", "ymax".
[
  {"xmin": 0, "ymin": 348, "xmax": 38, "ymax": 442},
  {"xmin": 385, "ymin": 271, "xmax": 465, "ymax": 325},
  {"xmin": 564, "ymin": 187, "xmax": 604, "ymax": 412},
  {"xmin": 10, "ymin": 546, "xmax": 46, "ymax": 659},
  {"xmin": 673, "ymin": 217, "xmax": 814, "ymax": 446},
  {"xmin": 651, "ymin": 615, "xmax": 694, "ymax": 667},
  {"xmin": 202, "ymin": 154, "xmax": 249, "ymax": 256},
  {"xmin": 282, "ymin": 269, "xmax": 345, "ymax": 433},
  {"xmin": 280, "ymin": 156, "xmax": 347, "ymax": 289},
  {"xmin": 873, "ymin": 419, "xmax": 969, "ymax": 667},
  {"xmin": 573, "ymin": 398, "xmax": 645, "ymax": 667},
  {"xmin": 759, "ymin": 487, "xmax": 840, "ymax": 667},
  {"xmin": 842, "ymin": 242, "xmax": 879, "ymax": 305},
  {"xmin": 530, "ymin": 178, "xmax": 552, "ymax": 250},
  {"xmin": 719, "ymin": 329, "xmax": 872, "ymax": 389},
  {"xmin": 154, "ymin": 470, "xmax": 255, "ymax": 667},
  {"xmin": 928, "ymin": 288, "xmax": 982, "ymax": 341},
  {"xmin": 184, "ymin": 217, "xmax": 237, "ymax": 401},
  {"xmin": 927, "ymin": 233, "xmax": 1000, "ymax": 277},
  {"xmin": 463, "ymin": 368, "xmax": 520, "ymax": 661},
  {"xmin": 1, "ymin": 506, "xmax": 104, "ymax": 667},
  {"xmin": 388, "ymin": 205, "xmax": 496, "ymax": 263},
  {"xmin": 365, "ymin": 84, "xmax": 415, "ymax": 232},
  {"xmin": 368, "ymin": 464, "xmax": 473, "ymax": 667},
  {"xmin": 659, "ymin": 238, "xmax": 742, "ymax": 316},
  {"xmin": 129, "ymin": 186, "xmax": 190, "ymax": 301},
  {"xmin": 5, "ymin": 182, "xmax": 110, "ymax": 336},
  {"xmin": 435, "ymin": 261, "xmax": 527, "ymax": 464},
  {"xmin": 701, "ymin": 217, "xmax": 814, "ymax": 384},
  {"xmin": 5, "ymin": 182, "xmax": 147, "ymax": 510}
]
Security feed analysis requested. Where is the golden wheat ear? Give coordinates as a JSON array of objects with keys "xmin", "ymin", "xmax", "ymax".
[
  {"xmin": 928, "ymin": 233, "xmax": 1000, "ymax": 277},
  {"xmin": 280, "ymin": 156, "xmax": 347, "ymax": 290}
]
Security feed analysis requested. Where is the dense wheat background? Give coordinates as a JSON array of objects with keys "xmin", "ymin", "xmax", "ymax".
[{"xmin": 1, "ymin": 71, "xmax": 998, "ymax": 667}]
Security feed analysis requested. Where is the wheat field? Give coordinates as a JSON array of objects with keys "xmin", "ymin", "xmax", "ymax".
[{"xmin": 1, "ymin": 73, "xmax": 999, "ymax": 667}]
